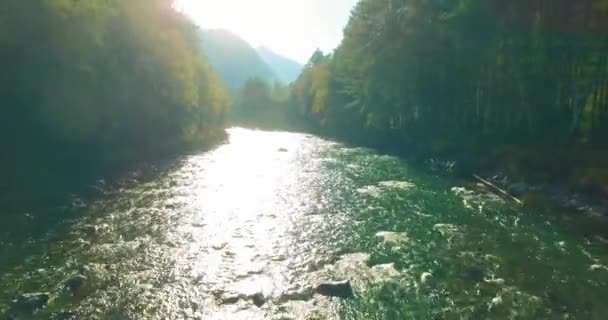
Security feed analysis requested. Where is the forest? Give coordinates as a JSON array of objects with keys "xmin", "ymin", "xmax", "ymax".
[
  {"xmin": 288, "ymin": 0, "xmax": 608, "ymax": 193},
  {"xmin": 0, "ymin": 0, "xmax": 229, "ymax": 198}
]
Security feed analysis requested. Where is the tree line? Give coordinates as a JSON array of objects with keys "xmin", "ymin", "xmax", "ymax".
[
  {"xmin": 0, "ymin": 0, "xmax": 229, "ymax": 194},
  {"xmin": 288, "ymin": 0, "xmax": 608, "ymax": 190}
]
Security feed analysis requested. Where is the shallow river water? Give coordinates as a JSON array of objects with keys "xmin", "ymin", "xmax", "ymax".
[{"xmin": 1, "ymin": 128, "xmax": 608, "ymax": 319}]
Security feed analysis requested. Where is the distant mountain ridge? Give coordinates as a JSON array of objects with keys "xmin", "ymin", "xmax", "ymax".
[
  {"xmin": 256, "ymin": 47, "xmax": 303, "ymax": 84},
  {"xmin": 200, "ymin": 29, "xmax": 277, "ymax": 92}
]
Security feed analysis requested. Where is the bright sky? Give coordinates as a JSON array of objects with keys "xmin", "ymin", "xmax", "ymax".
[{"xmin": 175, "ymin": 0, "xmax": 358, "ymax": 64}]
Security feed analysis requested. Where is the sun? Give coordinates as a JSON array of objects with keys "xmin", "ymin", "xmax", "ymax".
[
  {"xmin": 175, "ymin": 0, "xmax": 281, "ymax": 43},
  {"xmin": 174, "ymin": 0, "xmax": 311, "ymax": 63}
]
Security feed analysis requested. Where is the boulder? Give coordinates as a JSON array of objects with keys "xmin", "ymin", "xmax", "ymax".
[
  {"xmin": 278, "ymin": 148, "xmax": 288, "ymax": 152},
  {"xmin": 251, "ymin": 293, "xmax": 266, "ymax": 307},
  {"xmin": 65, "ymin": 274, "xmax": 87, "ymax": 296},
  {"xmin": 314, "ymin": 280, "xmax": 353, "ymax": 298}
]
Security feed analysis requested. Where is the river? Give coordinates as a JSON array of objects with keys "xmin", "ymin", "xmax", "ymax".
[{"xmin": 1, "ymin": 128, "xmax": 607, "ymax": 319}]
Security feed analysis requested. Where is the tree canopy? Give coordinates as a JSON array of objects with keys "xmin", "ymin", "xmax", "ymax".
[
  {"xmin": 0, "ymin": 0, "xmax": 229, "ymax": 192},
  {"xmin": 289, "ymin": 0, "xmax": 608, "ymax": 188}
]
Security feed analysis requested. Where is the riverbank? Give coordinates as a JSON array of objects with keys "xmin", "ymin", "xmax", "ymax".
[
  {"xmin": 0, "ymin": 129, "xmax": 228, "ymax": 213},
  {"xmin": 299, "ymin": 123, "xmax": 608, "ymax": 223}
]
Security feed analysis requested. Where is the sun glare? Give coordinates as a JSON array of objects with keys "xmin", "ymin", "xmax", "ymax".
[{"xmin": 175, "ymin": 0, "xmax": 355, "ymax": 64}]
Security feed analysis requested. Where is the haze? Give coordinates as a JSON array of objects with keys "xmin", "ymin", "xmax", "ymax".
[{"xmin": 176, "ymin": 0, "xmax": 358, "ymax": 63}]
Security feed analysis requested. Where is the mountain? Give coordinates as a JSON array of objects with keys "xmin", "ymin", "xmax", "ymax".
[
  {"xmin": 256, "ymin": 47, "xmax": 303, "ymax": 84},
  {"xmin": 200, "ymin": 29, "xmax": 277, "ymax": 92}
]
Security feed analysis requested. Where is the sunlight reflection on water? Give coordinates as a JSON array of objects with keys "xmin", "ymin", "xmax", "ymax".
[
  {"xmin": 153, "ymin": 128, "xmax": 338, "ymax": 319},
  {"xmin": 2, "ymin": 128, "xmax": 608, "ymax": 320}
]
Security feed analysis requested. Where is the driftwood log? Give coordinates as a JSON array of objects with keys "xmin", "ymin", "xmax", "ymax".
[{"xmin": 473, "ymin": 174, "xmax": 524, "ymax": 205}]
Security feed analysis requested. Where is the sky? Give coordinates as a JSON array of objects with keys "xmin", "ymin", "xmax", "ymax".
[{"xmin": 175, "ymin": 0, "xmax": 358, "ymax": 64}]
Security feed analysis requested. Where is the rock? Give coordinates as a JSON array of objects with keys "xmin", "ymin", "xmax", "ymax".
[
  {"xmin": 314, "ymin": 280, "xmax": 354, "ymax": 298},
  {"xmin": 279, "ymin": 288, "xmax": 314, "ymax": 302},
  {"xmin": 218, "ymin": 291, "xmax": 266, "ymax": 307},
  {"xmin": 278, "ymin": 148, "xmax": 288, "ymax": 152},
  {"xmin": 221, "ymin": 295, "xmax": 240, "ymax": 305},
  {"xmin": 375, "ymin": 231, "xmax": 409, "ymax": 244},
  {"xmin": 484, "ymin": 277, "xmax": 505, "ymax": 285},
  {"xmin": 65, "ymin": 274, "xmax": 87, "ymax": 296},
  {"xmin": 10, "ymin": 292, "xmax": 50, "ymax": 313},
  {"xmin": 590, "ymin": 264, "xmax": 608, "ymax": 271},
  {"xmin": 488, "ymin": 295, "xmax": 503, "ymax": 310},
  {"xmin": 420, "ymin": 272, "xmax": 433, "ymax": 284},
  {"xmin": 251, "ymin": 293, "xmax": 266, "ymax": 307}
]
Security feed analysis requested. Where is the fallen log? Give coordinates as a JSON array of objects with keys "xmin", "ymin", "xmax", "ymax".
[{"xmin": 473, "ymin": 174, "xmax": 524, "ymax": 205}]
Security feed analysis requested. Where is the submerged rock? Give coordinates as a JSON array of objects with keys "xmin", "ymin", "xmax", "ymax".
[
  {"xmin": 375, "ymin": 231, "xmax": 409, "ymax": 244},
  {"xmin": 65, "ymin": 274, "xmax": 87, "ymax": 296},
  {"xmin": 10, "ymin": 292, "xmax": 50, "ymax": 313},
  {"xmin": 314, "ymin": 280, "xmax": 354, "ymax": 298},
  {"xmin": 378, "ymin": 180, "xmax": 415, "ymax": 190}
]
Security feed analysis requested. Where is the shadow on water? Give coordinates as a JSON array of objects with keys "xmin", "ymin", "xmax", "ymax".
[{"xmin": 0, "ymin": 139, "xmax": 228, "ymax": 275}]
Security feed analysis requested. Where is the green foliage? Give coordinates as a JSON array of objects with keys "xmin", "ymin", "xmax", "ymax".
[
  {"xmin": 231, "ymin": 78, "xmax": 291, "ymax": 129},
  {"xmin": 0, "ymin": 0, "xmax": 229, "ymax": 191},
  {"xmin": 289, "ymin": 0, "xmax": 608, "ymax": 188}
]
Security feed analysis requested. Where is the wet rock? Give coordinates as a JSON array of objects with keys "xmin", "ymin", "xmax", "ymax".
[
  {"xmin": 375, "ymin": 231, "xmax": 409, "ymax": 244},
  {"xmin": 65, "ymin": 274, "xmax": 87, "ymax": 296},
  {"xmin": 217, "ymin": 291, "xmax": 266, "ymax": 307},
  {"xmin": 314, "ymin": 280, "xmax": 354, "ymax": 298},
  {"xmin": 484, "ymin": 277, "xmax": 505, "ymax": 285},
  {"xmin": 280, "ymin": 288, "xmax": 314, "ymax": 302},
  {"xmin": 251, "ymin": 293, "xmax": 266, "ymax": 307},
  {"xmin": 420, "ymin": 272, "xmax": 433, "ymax": 284},
  {"xmin": 221, "ymin": 294, "xmax": 240, "ymax": 305},
  {"xmin": 590, "ymin": 264, "xmax": 608, "ymax": 271},
  {"xmin": 488, "ymin": 295, "xmax": 503, "ymax": 310},
  {"xmin": 9, "ymin": 292, "xmax": 50, "ymax": 313}
]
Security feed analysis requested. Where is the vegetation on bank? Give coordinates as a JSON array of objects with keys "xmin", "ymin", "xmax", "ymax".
[
  {"xmin": 0, "ymin": 0, "xmax": 229, "ymax": 196},
  {"xmin": 287, "ymin": 0, "xmax": 608, "ymax": 194},
  {"xmin": 230, "ymin": 78, "xmax": 292, "ymax": 130}
]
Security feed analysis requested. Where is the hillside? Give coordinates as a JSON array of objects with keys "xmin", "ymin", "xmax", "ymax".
[
  {"xmin": 200, "ymin": 29, "xmax": 276, "ymax": 92},
  {"xmin": 256, "ymin": 47, "xmax": 303, "ymax": 84}
]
